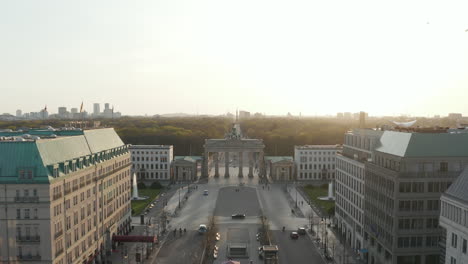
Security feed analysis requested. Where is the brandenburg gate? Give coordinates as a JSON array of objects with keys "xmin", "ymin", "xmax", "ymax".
[{"xmin": 202, "ymin": 123, "xmax": 265, "ymax": 178}]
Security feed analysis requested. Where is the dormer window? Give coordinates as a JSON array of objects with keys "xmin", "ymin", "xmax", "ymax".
[
  {"xmin": 53, "ymin": 167, "xmax": 59, "ymax": 178},
  {"xmin": 18, "ymin": 169, "xmax": 33, "ymax": 179}
]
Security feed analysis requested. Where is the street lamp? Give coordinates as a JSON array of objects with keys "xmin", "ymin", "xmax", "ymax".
[
  {"xmin": 295, "ymin": 181, "xmax": 298, "ymax": 208},
  {"xmin": 178, "ymin": 187, "xmax": 181, "ymax": 208}
]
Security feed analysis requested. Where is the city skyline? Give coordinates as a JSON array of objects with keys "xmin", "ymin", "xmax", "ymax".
[{"xmin": 1, "ymin": 0, "xmax": 468, "ymax": 117}]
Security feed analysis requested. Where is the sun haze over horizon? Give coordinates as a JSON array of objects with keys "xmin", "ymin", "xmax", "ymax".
[{"xmin": 1, "ymin": 0, "xmax": 468, "ymax": 117}]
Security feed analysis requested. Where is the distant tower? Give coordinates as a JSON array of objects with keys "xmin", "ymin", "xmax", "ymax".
[
  {"xmin": 236, "ymin": 109, "xmax": 238, "ymax": 122},
  {"xmin": 93, "ymin": 103, "xmax": 100, "ymax": 115},
  {"xmin": 104, "ymin": 103, "xmax": 110, "ymax": 110},
  {"xmin": 359, "ymin": 111, "xmax": 366, "ymax": 128},
  {"xmin": 16, "ymin": 109, "xmax": 22, "ymax": 117}
]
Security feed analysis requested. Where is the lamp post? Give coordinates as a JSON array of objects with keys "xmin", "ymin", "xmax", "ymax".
[
  {"xmin": 295, "ymin": 181, "xmax": 298, "ymax": 208},
  {"xmin": 321, "ymin": 219, "xmax": 326, "ymax": 250},
  {"xmin": 178, "ymin": 187, "xmax": 181, "ymax": 208}
]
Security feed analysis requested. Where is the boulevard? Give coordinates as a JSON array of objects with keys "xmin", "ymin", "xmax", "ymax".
[{"xmin": 153, "ymin": 166, "xmax": 326, "ymax": 264}]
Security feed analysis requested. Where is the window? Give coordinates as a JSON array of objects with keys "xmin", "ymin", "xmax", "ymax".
[
  {"xmin": 440, "ymin": 162, "xmax": 449, "ymax": 172},
  {"xmin": 451, "ymin": 256, "xmax": 457, "ymax": 264},
  {"xmin": 427, "ymin": 218, "xmax": 439, "ymax": 229},
  {"xmin": 399, "ymin": 183, "xmax": 411, "ymax": 193},
  {"xmin": 427, "ymin": 200, "xmax": 440, "ymax": 211},
  {"xmin": 426, "ymin": 236, "xmax": 439, "ymax": 247},
  {"xmin": 24, "ymin": 209, "xmax": 30, "ymax": 219},
  {"xmin": 16, "ymin": 209, "xmax": 21, "ymax": 219},
  {"xmin": 463, "ymin": 239, "xmax": 467, "ymax": 254},
  {"xmin": 452, "ymin": 233, "xmax": 458, "ymax": 248}
]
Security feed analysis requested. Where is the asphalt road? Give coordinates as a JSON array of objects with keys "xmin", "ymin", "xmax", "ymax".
[
  {"xmin": 272, "ymin": 230, "xmax": 324, "ymax": 264},
  {"xmin": 214, "ymin": 186, "xmax": 262, "ymax": 217}
]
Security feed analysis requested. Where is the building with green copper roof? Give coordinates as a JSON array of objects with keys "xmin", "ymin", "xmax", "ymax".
[{"xmin": 0, "ymin": 128, "xmax": 133, "ymax": 264}]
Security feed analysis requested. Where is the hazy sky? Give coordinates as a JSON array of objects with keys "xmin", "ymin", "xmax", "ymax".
[{"xmin": 1, "ymin": 0, "xmax": 468, "ymax": 117}]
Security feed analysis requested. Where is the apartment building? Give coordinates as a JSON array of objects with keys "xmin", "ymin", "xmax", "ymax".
[
  {"xmin": 0, "ymin": 128, "xmax": 132, "ymax": 264},
  {"xmin": 294, "ymin": 145, "xmax": 341, "ymax": 182},
  {"xmin": 440, "ymin": 167, "xmax": 468, "ymax": 264},
  {"xmin": 129, "ymin": 145, "xmax": 173, "ymax": 183},
  {"xmin": 335, "ymin": 129, "xmax": 383, "ymax": 252},
  {"xmin": 363, "ymin": 131, "xmax": 468, "ymax": 264}
]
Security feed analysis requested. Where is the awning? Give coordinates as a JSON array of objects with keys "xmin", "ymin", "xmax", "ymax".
[
  {"xmin": 112, "ymin": 235, "xmax": 157, "ymax": 243},
  {"xmin": 360, "ymin": 248, "xmax": 369, "ymax": 253}
]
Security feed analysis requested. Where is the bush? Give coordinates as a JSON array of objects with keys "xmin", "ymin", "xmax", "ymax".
[
  {"xmin": 150, "ymin": 181, "xmax": 163, "ymax": 189},
  {"xmin": 137, "ymin": 182, "xmax": 147, "ymax": 189}
]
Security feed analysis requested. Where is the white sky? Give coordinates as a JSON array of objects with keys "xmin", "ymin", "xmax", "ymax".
[{"xmin": 1, "ymin": 0, "xmax": 468, "ymax": 116}]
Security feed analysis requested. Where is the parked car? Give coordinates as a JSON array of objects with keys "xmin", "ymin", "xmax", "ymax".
[
  {"xmin": 231, "ymin": 213, "xmax": 246, "ymax": 219},
  {"xmin": 203, "ymin": 190, "xmax": 209, "ymax": 196},
  {"xmin": 290, "ymin": 231, "xmax": 299, "ymax": 239},
  {"xmin": 297, "ymin": 227, "xmax": 307, "ymax": 235}
]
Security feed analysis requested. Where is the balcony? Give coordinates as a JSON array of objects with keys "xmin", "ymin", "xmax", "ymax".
[
  {"xmin": 14, "ymin": 196, "xmax": 39, "ymax": 203},
  {"xmin": 17, "ymin": 255, "xmax": 41, "ymax": 261},
  {"xmin": 17, "ymin": 236, "xmax": 40, "ymax": 243},
  {"xmin": 53, "ymin": 193, "xmax": 63, "ymax": 200},
  {"xmin": 64, "ymin": 188, "xmax": 71, "ymax": 195}
]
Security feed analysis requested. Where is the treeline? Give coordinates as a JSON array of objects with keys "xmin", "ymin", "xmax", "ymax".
[{"xmin": 0, "ymin": 116, "xmax": 458, "ymax": 156}]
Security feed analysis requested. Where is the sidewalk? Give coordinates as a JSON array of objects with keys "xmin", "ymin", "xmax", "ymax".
[
  {"xmin": 288, "ymin": 185, "xmax": 364, "ymax": 264},
  {"xmin": 107, "ymin": 184, "xmax": 193, "ymax": 264}
]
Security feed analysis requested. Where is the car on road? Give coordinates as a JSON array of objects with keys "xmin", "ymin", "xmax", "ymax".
[
  {"xmin": 231, "ymin": 213, "xmax": 246, "ymax": 219},
  {"xmin": 297, "ymin": 227, "xmax": 306, "ymax": 235},
  {"xmin": 290, "ymin": 231, "xmax": 299, "ymax": 239},
  {"xmin": 203, "ymin": 190, "xmax": 209, "ymax": 196},
  {"xmin": 198, "ymin": 224, "xmax": 208, "ymax": 234}
]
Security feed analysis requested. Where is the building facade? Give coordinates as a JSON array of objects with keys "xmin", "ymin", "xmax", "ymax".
[
  {"xmin": 130, "ymin": 145, "xmax": 173, "ymax": 183},
  {"xmin": 294, "ymin": 145, "xmax": 340, "ymax": 182},
  {"xmin": 335, "ymin": 129, "xmax": 383, "ymax": 253},
  {"xmin": 265, "ymin": 156, "xmax": 295, "ymax": 181},
  {"xmin": 172, "ymin": 156, "xmax": 202, "ymax": 182},
  {"xmin": 363, "ymin": 131, "xmax": 468, "ymax": 264},
  {"xmin": 440, "ymin": 168, "xmax": 468, "ymax": 264},
  {"xmin": 0, "ymin": 128, "xmax": 132, "ymax": 264}
]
